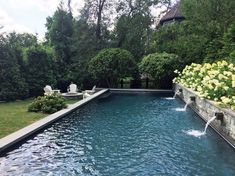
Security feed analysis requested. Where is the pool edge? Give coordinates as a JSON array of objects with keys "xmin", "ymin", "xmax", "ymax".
[{"xmin": 97, "ymin": 88, "xmax": 172, "ymax": 93}]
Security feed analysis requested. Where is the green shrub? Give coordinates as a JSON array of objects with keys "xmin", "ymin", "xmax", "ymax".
[
  {"xmin": 174, "ymin": 60, "xmax": 235, "ymax": 109},
  {"xmin": 28, "ymin": 93, "xmax": 67, "ymax": 114},
  {"xmin": 138, "ymin": 52, "xmax": 182, "ymax": 88},
  {"xmin": 88, "ymin": 48, "xmax": 136, "ymax": 88}
]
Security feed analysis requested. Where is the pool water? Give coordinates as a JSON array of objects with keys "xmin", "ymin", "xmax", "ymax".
[{"xmin": 1, "ymin": 93, "xmax": 235, "ymax": 175}]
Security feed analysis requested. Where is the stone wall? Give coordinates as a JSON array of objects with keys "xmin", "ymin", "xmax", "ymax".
[{"xmin": 175, "ymin": 83, "xmax": 235, "ymax": 147}]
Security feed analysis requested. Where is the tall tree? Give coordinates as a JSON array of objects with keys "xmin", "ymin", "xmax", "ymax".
[
  {"xmin": 181, "ymin": 0, "xmax": 235, "ymax": 32},
  {"xmin": 26, "ymin": 46, "xmax": 56, "ymax": 96},
  {"xmin": 6, "ymin": 32, "xmax": 38, "ymax": 73},
  {"xmin": 181, "ymin": 0, "xmax": 235, "ymax": 62},
  {"xmin": 69, "ymin": 19, "xmax": 98, "ymax": 88},
  {"xmin": 45, "ymin": 4, "xmax": 73, "ymax": 64},
  {"xmin": 45, "ymin": 2, "xmax": 74, "ymax": 81},
  {"xmin": 114, "ymin": 0, "xmax": 171, "ymax": 60},
  {"xmin": 67, "ymin": 0, "xmax": 72, "ymax": 14},
  {"xmin": 7, "ymin": 32, "xmax": 37, "ymax": 48},
  {"xmin": 115, "ymin": 13, "xmax": 152, "ymax": 60},
  {"xmin": 221, "ymin": 22, "xmax": 235, "ymax": 62},
  {"xmin": 117, "ymin": 0, "xmax": 170, "ymax": 17},
  {"xmin": 81, "ymin": 0, "xmax": 113, "ymax": 42},
  {"xmin": 150, "ymin": 0, "xmax": 235, "ymax": 65}
]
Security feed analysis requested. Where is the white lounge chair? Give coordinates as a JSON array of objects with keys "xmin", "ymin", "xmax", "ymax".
[
  {"xmin": 83, "ymin": 85, "xmax": 96, "ymax": 99},
  {"xmin": 43, "ymin": 85, "xmax": 60, "ymax": 95},
  {"xmin": 85, "ymin": 85, "xmax": 96, "ymax": 94}
]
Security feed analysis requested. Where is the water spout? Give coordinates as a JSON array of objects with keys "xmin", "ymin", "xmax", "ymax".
[
  {"xmin": 173, "ymin": 89, "xmax": 182, "ymax": 98},
  {"xmin": 185, "ymin": 115, "xmax": 217, "ymax": 137},
  {"xmin": 165, "ymin": 90, "xmax": 181, "ymax": 100},
  {"xmin": 203, "ymin": 116, "xmax": 216, "ymax": 134},
  {"xmin": 183, "ymin": 102, "xmax": 189, "ymax": 111},
  {"xmin": 184, "ymin": 98, "xmax": 195, "ymax": 110},
  {"xmin": 173, "ymin": 92, "xmax": 178, "ymax": 99},
  {"xmin": 175, "ymin": 99, "xmax": 192, "ymax": 111}
]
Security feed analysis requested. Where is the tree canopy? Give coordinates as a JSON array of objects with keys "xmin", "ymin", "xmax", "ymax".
[
  {"xmin": 139, "ymin": 52, "xmax": 181, "ymax": 88},
  {"xmin": 88, "ymin": 48, "xmax": 136, "ymax": 87}
]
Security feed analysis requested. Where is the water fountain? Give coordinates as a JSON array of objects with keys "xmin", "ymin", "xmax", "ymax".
[
  {"xmin": 175, "ymin": 96, "xmax": 195, "ymax": 111},
  {"xmin": 183, "ymin": 96, "xmax": 196, "ymax": 110},
  {"xmin": 173, "ymin": 92, "xmax": 179, "ymax": 99},
  {"xmin": 166, "ymin": 89, "xmax": 183, "ymax": 100},
  {"xmin": 185, "ymin": 112, "xmax": 224, "ymax": 137}
]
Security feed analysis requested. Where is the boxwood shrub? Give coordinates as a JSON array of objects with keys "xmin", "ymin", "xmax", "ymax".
[{"xmin": 28, "ymin": 93, "xmax": 67, "ymax": 114}]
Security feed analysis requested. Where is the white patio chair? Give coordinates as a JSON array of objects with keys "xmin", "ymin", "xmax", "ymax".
[
  {"xmin": 67, "ymin": 83, "xmax": 78, "ymax": 94},
  {"xmin": 84, "ymin": 85, "xmax": 96, "ymax": 94},
  {"xmin": 43, "ymin": 85, "xmax": 60, "ymax": 95},
  {"xmin": 82, "ymin": 85, "xmax": 96, "ymax": 99}
]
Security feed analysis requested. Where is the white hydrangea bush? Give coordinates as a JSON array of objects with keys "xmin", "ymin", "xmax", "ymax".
[{"xmin": 174, "ymin": 60, "xmax": 235, "ymax": 110}]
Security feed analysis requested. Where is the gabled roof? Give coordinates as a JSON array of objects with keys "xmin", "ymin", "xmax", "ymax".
[{"xmin": 160, "ymin": 2, "xmax": 185, "ymax": 25}]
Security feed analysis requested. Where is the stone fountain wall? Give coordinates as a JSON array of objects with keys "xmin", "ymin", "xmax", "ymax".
[{"xmin": 175, "ymin": 83, "xmax": 235, "ymax": 147}]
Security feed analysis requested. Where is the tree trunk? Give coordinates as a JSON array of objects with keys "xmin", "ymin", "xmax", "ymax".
[{"xmin": 96, "ymin": 0, "xmax": 106, "ymax": 41}]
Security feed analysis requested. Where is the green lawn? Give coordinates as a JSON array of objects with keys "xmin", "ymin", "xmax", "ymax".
[{"xmin": 0, "ymin": 99, "xmax": 80, "ymax": 139}]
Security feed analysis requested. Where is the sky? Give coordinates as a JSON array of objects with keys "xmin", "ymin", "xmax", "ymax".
[
  {"xmin": 0, "ymin": 0, "xmax": 85, "ymax": 39},
  {"xmin": 0, "ymin": 0, "xmax": 172, "ymax": 40}
]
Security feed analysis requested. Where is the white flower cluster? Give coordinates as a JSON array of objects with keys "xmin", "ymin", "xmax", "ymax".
[{"xmin": 174, "ymin": 61, "xmax": 235, "ymax": 110}]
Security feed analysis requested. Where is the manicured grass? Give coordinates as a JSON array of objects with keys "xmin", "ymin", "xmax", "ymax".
[
  {"xmin": 0, "ymin": 98, "xmax": 80, "ymax": 139},
  {"xmin": 0, "ymin": 99, "xmax": 45, "ymax": 138}
]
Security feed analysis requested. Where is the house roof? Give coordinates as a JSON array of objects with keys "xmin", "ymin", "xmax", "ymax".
[{"xmin": 160, "ymin": 2, "xmax": 185, "ymax": 24}]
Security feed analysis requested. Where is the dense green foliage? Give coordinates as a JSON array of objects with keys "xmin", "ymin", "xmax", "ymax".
[
  {"xmin": 174, "ymin": 60, "xmax": 235, "ymax": 109},
  {"xmin": 221, "ymin": 22, "xmax": 235, "ymax": 62},
  {"xmin": 89, "ymin": 48, "xmax": 136, "ymax": 87},
  {"xmin": 151, "ymin": 0, "xmax": 235, "ymax": 65},
  {"xmin": 115, "ymin": 13, "xmax": 152, "ymax": 60},
  {"xmin": 139, "ymin": 53, "xmax": 181, "ymax": 88},
  {"xmin": 45, "ymin": 4, "xmax": 74, "ymax": 91},
  {"xmin": 28, "ymin": 93, "xmax": 67, "ymax": 114},
  {"xmin": 68, "ymin": 19, "xmax": 101, "ymax": 89},
  {"xmin": 26, "ymin": 46, "xmax": 56, "ymax": 96},
  {"xmin": 150, "ymin": 22, "xmax": 208, "ymax": 64},
  {"xmin": 0, "ymin": 36, "xmax": 28, "ymax": 101}
]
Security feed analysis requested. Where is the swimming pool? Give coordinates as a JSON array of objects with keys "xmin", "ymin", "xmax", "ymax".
[{"xmin": 1, "ymin": 93, "xmax": 235, "ymax": 175}]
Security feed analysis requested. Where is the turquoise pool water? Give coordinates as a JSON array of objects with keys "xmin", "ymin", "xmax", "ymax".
[{"xmin": 1, "ymin": 93, "xmax": 235, "ymax": 175}]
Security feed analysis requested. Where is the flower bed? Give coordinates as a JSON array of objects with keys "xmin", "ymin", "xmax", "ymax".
[{"xmin": 174, "ymin": 60, "xmax": 235, "ymax": 110}]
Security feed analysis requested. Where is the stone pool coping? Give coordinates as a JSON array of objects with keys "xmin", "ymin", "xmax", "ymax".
[
  {"xmin": 96, "ymin": 88, "xmax": 172, "ymax": 93},
  {"xmin": 0, "ymin": 89, "xmax": 108, "ymax": 153},
  {"xmin": 175, "ymin": 84, "xmax": 235, "ymax": 149}
]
